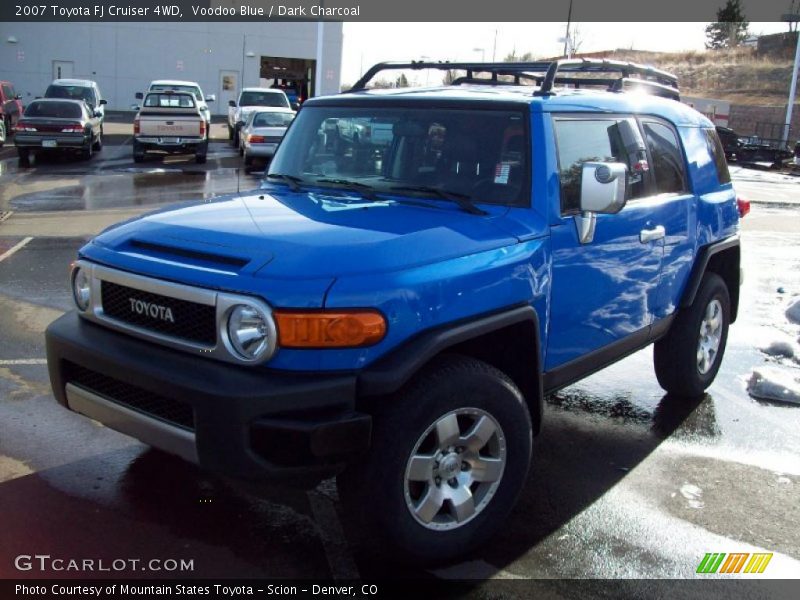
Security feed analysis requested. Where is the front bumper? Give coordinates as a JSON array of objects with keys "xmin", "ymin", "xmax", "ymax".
[{"xmin": 46, "ymin": 312, "xmax": 370, "ymax": 482}]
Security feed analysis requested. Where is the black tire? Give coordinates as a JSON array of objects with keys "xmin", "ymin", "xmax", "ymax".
[
  {"xmin": 337, "ymin": 354, "xmax": 532, "ymax": 564},
  {"xmin": 231, "ymin": 126, "xmax": 240, "ymax": 148},
  {"xmin": 93, "ymin": 129, "xmax": 103, "ymax": 152},
  {"xmin": 17, "ymin": 147, "xmax": 30, "ymax": 167},
  {"xmin": 654, "ymin": 272, "xmax": 730, "ymax": 397},
  {"xmin": 0, "ymin": 120, "xmax": 5, "ymax": 149},
  {"xmin": 195, "ymin": 152, "xmax": 207, "ymax": 164},
  {"xmin": 227, "ymin": 124, "xmax": 234, "ymax": 140},
  {"xmin": 244, "ymin": 153, "xmax": 254, "ymax": 166},
  {"xmin": 133, "ymin": 141, "xmax": 145, "ymax": 163},
  {"xmin": 81, "ymin": 140, "xmax": 93, "ymax": 161}
]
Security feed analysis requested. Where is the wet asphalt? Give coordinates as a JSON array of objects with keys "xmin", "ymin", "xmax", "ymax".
[{"xmin": 0, "ymin": 121, "xmax": 799, "ymax": 589}]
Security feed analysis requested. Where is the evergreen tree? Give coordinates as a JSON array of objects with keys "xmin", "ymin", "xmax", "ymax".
[{"xmin": 705, "ymin": 0, "xmax": 749, "ymax": 49}]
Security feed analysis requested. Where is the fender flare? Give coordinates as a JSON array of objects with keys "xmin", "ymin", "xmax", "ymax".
[
  {"xmin": 357, "ymin": 305, "xmax": 543, "ymax": 430},
  {"xmin": 680, "ymin": 235, "xmax": 740, "ymax": 320}
]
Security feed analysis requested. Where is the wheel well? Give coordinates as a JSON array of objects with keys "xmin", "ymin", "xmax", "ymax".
[
  {"xmin": 446, "ymin": 321, "xmax": 542, "ymax": 434},
  {"xmin": 705, "ymin": 246, "xmax": 740, "ymax": 322}
]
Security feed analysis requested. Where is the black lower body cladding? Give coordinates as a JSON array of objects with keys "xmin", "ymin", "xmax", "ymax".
[{"xmin": 45, "ymin": 312, "xmax": 370, "ymax": 482}]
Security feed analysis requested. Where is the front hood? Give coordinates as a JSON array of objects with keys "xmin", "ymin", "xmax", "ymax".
[{"xmin": 88, "ymin": 188, "xmax": 518, "ymax": 280}]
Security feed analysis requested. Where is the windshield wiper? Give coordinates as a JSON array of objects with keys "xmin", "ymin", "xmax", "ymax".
[
  {"xmin": 315, "ymin": 178, "xmax": 377, "ymax": 200},
  {"xmin": 389, "ymin": 185, "xmax": 487, "ymax": 216},
  {"xmin": 264, "ymin": 173, "xmax": 304, "ymax": 192}
]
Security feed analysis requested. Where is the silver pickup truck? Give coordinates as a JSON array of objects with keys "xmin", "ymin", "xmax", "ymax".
[{"xmin": 133, "ymin": 91, "xmax": 208, "ymax": 164}]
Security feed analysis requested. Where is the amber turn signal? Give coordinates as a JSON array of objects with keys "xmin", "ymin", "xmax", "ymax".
[{"xmin": 275, "ymin": 310, "xmax": 386, "ymax": 348}]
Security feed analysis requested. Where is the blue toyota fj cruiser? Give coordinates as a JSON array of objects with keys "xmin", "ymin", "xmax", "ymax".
[{"xmin": 46, "ymin": 60, "xmax": 744, "ymax": 562}]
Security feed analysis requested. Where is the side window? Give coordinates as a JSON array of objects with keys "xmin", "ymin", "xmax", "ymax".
[
  {"xmin": 703, "ymin": 128, "xmax": 731, "ymax": 184},
  {"xmin": 1, "ymin": 84, "xmax": 12, "ymax": 100},
  {"xmin": 642, "ymin": 121, "xmax": 688, "ymax": 194},
  {"xmin": 554, "ymin": 118, "xmax": 648, "ymax": 214}
]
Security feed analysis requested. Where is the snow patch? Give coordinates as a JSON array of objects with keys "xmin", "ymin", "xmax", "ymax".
[
  {"xmin": 787, "ymin": 299, "xmax": 800, "ymax": 325},
  {"xmin": 747, "ymin": 367, "xmax": 800, "ymax": 405}
]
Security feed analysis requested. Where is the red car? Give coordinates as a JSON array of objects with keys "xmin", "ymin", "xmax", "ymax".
[{"xmin": 0, "ymin": 80, "xmax": 24, "ymax": 148}]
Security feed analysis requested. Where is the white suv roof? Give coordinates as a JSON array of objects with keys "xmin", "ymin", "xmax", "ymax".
[
  {"xmin": 150, "ymin": 80, "xmax": 201, "ymax": 88},
  {"xmin": 241, "ymin": 87, "xmax": 286, "ymax": 94},
  {"xmin": 51, "ymin": 79, "xmax": 97, "ymax": 87}
]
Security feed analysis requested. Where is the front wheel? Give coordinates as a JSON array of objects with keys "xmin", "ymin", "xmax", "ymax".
[
  {"xmin": 654, "ymin": 272, "xmax": 730, "ymax": 397},
  {"xmin": 337, "ymin": 355, "xmax": 532, "ymax": 564}
]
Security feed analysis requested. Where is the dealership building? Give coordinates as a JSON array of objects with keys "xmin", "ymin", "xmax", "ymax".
[{"xmin": 0, "ymin": 21, "xmax": 343, "ymax": 113}]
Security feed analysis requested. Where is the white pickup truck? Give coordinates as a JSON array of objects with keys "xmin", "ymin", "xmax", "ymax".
[{"xmin": 133, "ymin": 91, "xmax": 208, "ymax": 164}]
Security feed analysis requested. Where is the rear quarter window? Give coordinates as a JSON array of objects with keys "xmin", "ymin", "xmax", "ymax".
[{"xmin": 703, "ymin": 128, "xmax": 731, "ymax": 184}]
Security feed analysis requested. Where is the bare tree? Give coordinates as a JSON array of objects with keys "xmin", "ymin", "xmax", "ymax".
[{"xmin": 566, "ymin": 24, "xmax": 584, "ymax": 57}]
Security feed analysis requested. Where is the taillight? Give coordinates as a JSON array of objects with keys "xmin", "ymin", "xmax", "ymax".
[
  {"xmin": 133, "ymin": 119, "xmax": 140, "ymax": 135},
  {"xmin": 199, "ymin": 120, "xmax": 206, "ymax": 137},
  {"xmin": 248, "ymin": 134, "xmax": 265, "ymax": 144},
  {"xmin": 15, "ymin": 120, "xmax": 36, "ymax": 132},
  {"xmin": 737, "ymin": 196, "xmax": 750, "ymax": 218},
  {"xmin": 61, "ymin": 123, "xmax": 84, "ymax": 133}
]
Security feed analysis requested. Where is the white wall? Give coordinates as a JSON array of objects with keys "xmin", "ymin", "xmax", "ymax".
[{"xmin": 0, "ymin": 22, "xmax": 343, "ymax": 112}]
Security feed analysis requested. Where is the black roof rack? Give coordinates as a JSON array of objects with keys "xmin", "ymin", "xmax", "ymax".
[{"xmin": 348, "ymin": 59, "xmax": 679, "ymax": 101}]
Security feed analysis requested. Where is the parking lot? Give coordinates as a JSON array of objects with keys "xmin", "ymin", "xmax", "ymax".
[{"xmin": 0, "ymin": 120, "xmax": 799, "ymax": 585}]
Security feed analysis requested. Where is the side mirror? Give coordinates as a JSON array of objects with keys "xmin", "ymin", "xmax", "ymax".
[
  {"xmin": 99, "ymin": 99, "xmax": 107, "ymax": 105},
  {"xmin": 228, "ymin": 100, "xmax": 236, "ymax": 107},
  {"xmin": 15, "ymin": 93, "xmax": 21, "ymax": 100},
  {"xmin": 135, "ymin": 92, "xmax": 143, "ymax": 100},
  {"xmin": 205, "ymin": 94, "xmax": 215, "ymax": 102},
  {"xmin": 130, "ymin": 104, "xmax": 140, "ymax": 111},
  {"xmin": 580, "ymin": 162, "xmax": 627, "ymax": 214},
  {"xmin": 575, "ymin": 162, "xmax": 628, "ymax": 244},
  {"xmin": 291, "ymin": 102, "xmax": 299, "ymax": 111},
  {"xmin": 94, "ymin": 110, "xmax": 103, "ymax": 118}
]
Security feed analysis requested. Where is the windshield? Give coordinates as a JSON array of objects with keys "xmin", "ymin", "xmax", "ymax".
[
  {"xmin": 268, "ymin": 106, "xmax": 529, "ymax": 207},
  {"xmin": 26, "ymin": 101, "xmax": 83, "ymax": 119},
  {"xmin": 251, "ymin": 112, "xmax": 294, "ymax": 127},
  {"xmin": 45, "ymin": 85, "xmax": 96, "ymax": 106},
  {"xmin": 151, "ymin": 85, "xmax": 202, "ymax": 100},
  {"xmin": 240, "ymin": 91, "xmax": 289, "ymax": 108}
]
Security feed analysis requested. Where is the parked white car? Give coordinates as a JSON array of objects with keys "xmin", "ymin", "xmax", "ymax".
[
  {"xmin": 239, "ymin": 108, "xmax": 295, "ymax": 170},
  {"xmin": 227, "ymin": 88, "xmax": 291, "ymax": 147}
]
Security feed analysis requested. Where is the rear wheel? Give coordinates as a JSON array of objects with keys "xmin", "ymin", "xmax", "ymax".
[
  {"xmin": 337, "ymin": 355, "xmax": 532, "ymax": 563},
  {"xmin": 81, "ymin": 140, "xmax": 93, "ymax": 161},
  {"xmin": 0, "ymin": 119, "xmax": 6, "ymax": 148},
  {"xmin": 227, "ymin": 124, "xmax": 233, "ymax": 140},
  {"xmin": 133, "ymin": 142, "xmax": 145, "ymax": 163},
  {"xmin": 17, "ymin": 147, "xmax": 30, "ymax": 167},
  {"xmin": 232, "ymin": 126, "xmax": 240, "ymax": 148},
  {"xmin": 654, "ymin": 273, "xmax": 730, "ymax": 397},
  {"xmin": 195, "ymin": 152, "xmax": 207, "ymax": 164},
  {"xmin": 93, "ymin": 128, "xmax": 103, "ymax": 152}
]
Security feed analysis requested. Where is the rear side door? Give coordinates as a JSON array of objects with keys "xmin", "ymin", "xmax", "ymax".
[
  {"xmin": 638, "ymin": 118, "xmax": 693, "ymax": 325},
  {"xmin": 545, "ymin": 115, "xmax": 664, "ymax": 373}
]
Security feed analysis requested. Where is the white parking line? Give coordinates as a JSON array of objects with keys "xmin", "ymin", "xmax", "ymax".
[
  {"xmin": 0, "ymin": 236, "xmax": 33, "ymax": 263},
  {"xmin": 0, "ymin": 359, "xmax": 47, "ymax": 365},
  {"xmin": 306, "ymin": 490, "xmax": 361, "ymax": 580}
]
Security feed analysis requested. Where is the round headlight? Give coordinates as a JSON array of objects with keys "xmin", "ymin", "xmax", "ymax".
[
  {"xmin": 227, "ymin": 304, "xmax": 271, "ymax": 360},
  {"xmin": 72, "ymin": 266, "xmax": 91, "ymax": 311}
]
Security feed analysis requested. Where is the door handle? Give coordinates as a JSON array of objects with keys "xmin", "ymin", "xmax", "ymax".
[{"xmin": 640, "ymin": 225, "xmax": 665, "ymax": 243}]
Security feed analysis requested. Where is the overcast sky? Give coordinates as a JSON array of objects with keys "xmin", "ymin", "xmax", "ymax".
[{"xmin": 340, "ymin": 22, "xmax": 788, "ymax": 85}]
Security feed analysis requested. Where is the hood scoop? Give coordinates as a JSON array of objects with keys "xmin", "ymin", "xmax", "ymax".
[{"xmin": 127, "ymin": 239, "xmax": 251, "ymax": 271}]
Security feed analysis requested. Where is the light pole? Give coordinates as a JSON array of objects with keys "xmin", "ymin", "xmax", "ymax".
[
  {"xmin": 783, "ymin": 13, "xmax": 800, "ymax": 146},
  {"xmin": 563, "ymin": 0, "xmax": 574, "ymax": 58}
]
